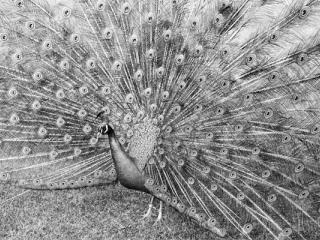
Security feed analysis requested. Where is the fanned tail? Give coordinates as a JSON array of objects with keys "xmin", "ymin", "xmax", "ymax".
[
  {"xmin": 135, "ymin": 0, "xmax": 320, "ymax": 239},
  {"xmin": 1, "ymin": 0, "xmax": 320, "ymax": 239}
]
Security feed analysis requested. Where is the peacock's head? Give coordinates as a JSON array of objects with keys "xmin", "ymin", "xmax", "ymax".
[{"xmin": 96, "ymin": 111, "xmax": 114, "ymax": 136}]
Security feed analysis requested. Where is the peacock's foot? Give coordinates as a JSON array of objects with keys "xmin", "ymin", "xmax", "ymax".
[
  {"xmin": 142, "ymin": 196, "xmax": 155, "ymax": 220},
  {"xmin": 152, "ymin": 200, "xmax": 163, "ymax": 226}
]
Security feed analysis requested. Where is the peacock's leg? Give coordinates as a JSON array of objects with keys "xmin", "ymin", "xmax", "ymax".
[
  {"xmin": 153, "ymin": 200, "xmax": 163, "ymax": 225},
  {"xmin": 142, "ymin": 196, "xmax": 155, "ymax": 219}
]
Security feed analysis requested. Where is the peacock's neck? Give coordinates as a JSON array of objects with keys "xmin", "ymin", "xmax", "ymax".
[{"xmin": 106, "ymin": 126, "xmax": 149, "ymax": 193}]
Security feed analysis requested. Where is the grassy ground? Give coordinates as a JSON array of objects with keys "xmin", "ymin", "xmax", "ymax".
[{"xmin": 0, "ymin": 184, "xmax": 219, "ymax": 240}]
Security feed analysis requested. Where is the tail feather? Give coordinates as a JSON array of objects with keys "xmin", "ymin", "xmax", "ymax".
[{"xmin": 1, "ymin": 0, "xmax": 320, "ymax": 239}]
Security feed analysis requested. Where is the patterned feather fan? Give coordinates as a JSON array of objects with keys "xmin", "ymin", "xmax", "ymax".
[{"xmin": 1, "ymin": 0, "xmax": 320, "ymax": 239}]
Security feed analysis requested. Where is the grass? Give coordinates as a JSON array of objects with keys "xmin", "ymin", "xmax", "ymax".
[{"xmin": 0, "ymin": 183, "xmax": 219, "ymax": 240}]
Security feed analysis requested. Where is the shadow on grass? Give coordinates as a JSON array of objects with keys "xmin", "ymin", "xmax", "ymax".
[{"xmin": 0, "ymin": 184, "xmax": 218, "ymax": 240}]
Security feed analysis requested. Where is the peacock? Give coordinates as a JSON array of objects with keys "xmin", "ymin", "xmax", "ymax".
[{"xmin": 1, "ymin": 0, "xmax": 320, "ymax": 239}]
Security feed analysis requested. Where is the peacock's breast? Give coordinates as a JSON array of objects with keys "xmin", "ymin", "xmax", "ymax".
[{"xmin": 127, "ymin": 119, "xmax": 160, "ymax": 172}]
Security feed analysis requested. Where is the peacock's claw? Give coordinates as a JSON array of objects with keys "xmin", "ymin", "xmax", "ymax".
[
  {"xmin": 141, "ymin": 196, "xmax": 155, "ymax": 220},
  {"xmin": 153, "ymin": 200, "xmax": 163, "ymax": 226}
]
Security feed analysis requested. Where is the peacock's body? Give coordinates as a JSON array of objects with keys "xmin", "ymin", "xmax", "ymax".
[{"xmin": 1, "ymin": 0, "xmax": 320, "ymax": 239}]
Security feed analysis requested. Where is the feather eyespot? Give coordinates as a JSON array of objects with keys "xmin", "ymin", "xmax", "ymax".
[
  {"xmin": 70, "ymin": 33, "xmax": 80, "ymax": 43},
  {"xmin": 56, "ymin": 117, "xmax": 65, "ymax": 128},
  {"xmin": 162, "ymin": 91, "xmax": 169, "ymax": 100},
  {"xmin": 194, "ymin": 45, "xmax": 203, "ymax": 56},
  {"xmin": 123, "ymin": 113, "xmax": 132, "ymax": 123},
  {"xmin": 144, "ymin": 87, "xmax": 152, "ymax": 97},
  {"xmin": 191, "ymin": 18, "xmax": 199, "ymax": 28},
  {"xmin": 122, "ymin": 3, "xmax": 131, "ymax": 15},
  {"xmin": 208, "ymin": 218, "xmax": 216, "ymax": 226},
  {"xmin": 0, "ymin": 173, "xmax": 10, "ymax": 181},
  {"xmin": 62, "ymin": 7, "xmax": 72, "ymax": 18},
  {"xmin": 282, "ymin": 228, "xmax": 292, "ymax": 236},
  {"xmin": 96, "ymin": 1, "xmax": 106, "ymax": 11},
  {"xmin": 130, "ymin": 34, "xmax": 138, "ymax": 45},
  {"xmin": 0, "ymin": 33, "xmax": 8, "ymax": 41},
  {"xmin": 211, "ymin": 184, "xmax": 218, "ymax": 191},
  {"xmin": 47, "ymin": 182, "xmax": 57, "ymax": 189},
  {"xmin": 14, "ymin": 0, "xmax": 24, "ymax": 8},
  {"xmin": 158, "ymin": 148, "xmax": 165, "ymax": 155},
  {"xmin": 177, "ymin": 203, "xmax": 186, "ymax": 213},
  {"xmin": 297, "ymin": 53, "xmax": 308, "ymax": 65},
  {"xmin": 229, "ymin": 171, "xmax": 237, "ymax": 179},
  {"xmin": 206, "ymin": 132, "xmax": 213, "ymax": 139},
  {"xmin": 56, "ymin": 89, "xmax": 65, "ymax": 99},
  {"xmin": 146, "ymin": 12, "xmax": 154, "ymax": 24},
  {"xmin": 148, "ymin": 157, "xmax": 155, "ymax": 165},
  {"xmin": 311, "ymin": 124, "xmax": 320, "ymax": 134},
  {"xmin": 26, "ymin": 21, "xmax": 35, "ymax": 30},
  {"xmin": 102, "ymin": 28, "xmax": 113, "ymax": 40},
  {"xmin": 243, "ymin": 223, "xmax": 253, "ymax": 234},
  {"xmin": 187, "ymin": 177, "xmax": 195, "ymax": 185},
  {"xmin": 216, "ymin": 106, "xmax": 225, "ymax": 115},
  {"xmin": 295, "ymin": 163, "xmax": 305, "ymax": 173},
  {"xmin": 13, "ymin": 51, "xmax": 22, "ymax": 62},
  {"xmin": 264, "ymin": 108, "xmax": 273, "ymax": 119},
  {"xmin": 292, "ymin": 94, "xmax": 300, "ymax": 102},
  {"xmin": 158, "ymin": 115, "xmax": 164, "ymax": 122},
  {"xmin": 299, "ymin": 190, "xmax": 309, "ymax": 199},
  {"xmin": 178, "ymin": 159, "xmax": 184, "ymax": 166},
  {"xmin": 220, "ymin": 148, "xmax": 228, "ymax": 155},
  {"xmin": 86, "ymin": 58, "xmax": 96, "ymax": 69},
  {"xmin": 262, "ymin": 170, "xmax": 270, "ymax": 178},
  {"xmin": 32, "ymin": 100, "xmax": 41, "ymax": 111},
  {"xmin": 215, "ymin": 14, "xmax": 224, "ymax": 27},
  {"xmin": 78, "ymin": 109, "xmax": 87, "ymax": 119},
  {"xmin": 63, "ymin": 134, "xmax": 72, "ymax": 144},
  {"xmin": 134, "ymin": 69, "xmax": 143, "ymax": 81},
  {"xmin": 32, "ymin": 70, "xmax": 43, "ymax": 81},
  {"xmin": 165, "ymin": 125, "xmax": 172, "ymax": 133},
  {"xmin": 33, "ymin": 178, "xmax": 43, "ymax": 186},
  {"xmin": 198, "ymin": 75, "xmax": 206, "ymax": 83},
  {"xmin": 252, "ymin": 147, "xmax": 260, "ymax": 155},
  {"xmin": 136, "ymin": 110, "xmax": 144, "ymax": 119},
  {"xmin": 173, "ymin": 105, "xmax": 181, "ymax": 114},
  {"xmin": 299, "ymin": 6, "xmax": 311, "ymax": 19},
  {"xmin": 8, "ymin": 87, "xmax": 18, "ymax": 98},
  {"xmin": 112, "ymin": 60, "xmax": 122, "ymax": 71},
  {"xmin": 246, "ymin": 53, "xmax": 257, "ymax": 67},
  {"xmin": 90, "ymin": 137, "xmax": 98, "ymax": 146},
  {"xmin": 156, "ymin": 67, "xmax": 165, "ymax": 78},
  {"xmin": 190, "ymin": 150, "xmax": 198, "ymax": 157},
  {"xmin": 49, "ymin": 150, "xmax": 58, "ymax": 160},
  {"xmin": 163, "ymin": 29, "xmax": 172, "ymax": 41},
  {"xmin": 203, "ymin": 166, "xmax": 210, "ymax": 174},
  {"xmin": 42, "ymin": 40, "xmax": 52, "ymax": 50},
  {"xmin": 267, "ymin": 194, "xmax": 277, "ymax": 202},
  {"xmin": 10, "ymin": 113, "xmax": 20, "ymax": 125},
  {"xmin": 175, "ymin": 54, "xmax": 185, "ymax": 65},
  {"xmin": 125, "ymin": 93, "xmax": 134, "ymax": 103},
  {"xmin": 178, "ymin": 81, "xmax": 186, "ymax": 89},
  {"xmin": 83, "ymin": 124, "xmax": 92, "ymax": 134},
  {"xmin": 269, "ymin": 32, "xmax": 278, "ymax": 42},
  {"xmin": 281, "ymin": 134, "xmax": 291, "ymax": 143},
  {"xmin": 60, "ymin": 59, "xmax": 70, "ymax": 70},
  {"xmin": 147, "ymin": 49, "xmax": 155, "ymax": 59},
  {"xmin": 268, "ymin": 72, "xmax": 279, "ymax": 81},
  {"xmin": 150, "ymin": 104, "xmax": 157, "ymax": 111}
]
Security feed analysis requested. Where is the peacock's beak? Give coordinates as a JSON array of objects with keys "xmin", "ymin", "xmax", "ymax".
[{"xmin": 98, "ymin": 125, "xmax": 109, "ymax": 135}]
